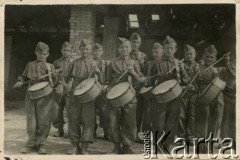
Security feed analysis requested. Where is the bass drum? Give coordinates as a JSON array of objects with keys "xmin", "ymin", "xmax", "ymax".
[
  {"xmin": 152, "ymin": 79, "xmax": 182, "ymax": 104},
  {"xmin": 73, "ymin": 78, "xmax": 102, "ymax": 103},
  {"xmin": 28, "ymin": 81, "xmax": 53, "ymax": 100},
  {"xmin": 199, "ymin": 77, "xmax": 226, "ymax": 105},
  {"xmin": 106, "ymin": 82, "xmax": 135, "ymax": 108}
]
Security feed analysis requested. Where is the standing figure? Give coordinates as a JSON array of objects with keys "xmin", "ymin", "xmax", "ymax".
[
  {"xmin": 149, "ymin": 35, "xmax": 191, "ymax": 152},
  {"xmin": 57, "ymin": 39, "xmax": 101, "ymax": 155},
  {"xmin": 178, "ymin": 45, "xmax": 199, "ymax": 144},
  {"xmin": 92, "ymin": 43, "xmax": 110, "ymax": 140},
  {"xmin": 106, "ymin": 38, "xmax": 146, "ymax": 154},
  {"xmin": 14, "ymin": 42, "xmax": 60, "ymax": 154},
  {"xmin": 52, "ymin": 41, "xmax": 73, "ymax": 137}
]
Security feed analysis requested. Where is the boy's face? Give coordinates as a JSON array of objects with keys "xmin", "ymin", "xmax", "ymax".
[
  {"xmin": 61, "ymin": 46, "xmax": 72, "ymax": 58},
  {"xmin": 80, "ymin": 44, "xmax": 92, "ymax": 58},
  {"xmin": 152, "ymin": 48, "xmax": 163, "ymax": 60},
  {"xmin": 35, "ymin": 50, "xmax": 49, "ymax": 61},
  {"xmin": 118, "ymin": 41, "xmax": 132, "ymax": 57},
  {"xmin": 202, "ymin": 52, "xmax": 216, "ymax": 66},
  {"xmin": 185, "ymin": 51, "xmax": 196, "ymax": 62},
  {"xmin": 164, "ymin": 43, "xmax": 177, "ymax": 58},
  {"xmin": 93, "ymin": 48, "xmax": 103, "ymax": 59},
  {"xmin": 131, "ymin": 39, "xmax": 141, "ymax": 51}
]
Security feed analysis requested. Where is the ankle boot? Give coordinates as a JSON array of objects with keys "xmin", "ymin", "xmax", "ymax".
[
  {"xmin": 111, "ymin": 143, "xmax": 122, "ymax": 154},
  {"xmin": 81, "ymin": 142, "xmax": 90, "ymax": 155}
]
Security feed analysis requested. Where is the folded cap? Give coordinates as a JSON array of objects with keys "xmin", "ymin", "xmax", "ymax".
[
  {"xmin": 184, "ymin": 44, "xmax": 196, "ymax": 54},
  {"xmin": 130, "ymin": 32, "xmax": 141, "ymax": 41},
  {"xmin": 93, "ymin": 43, "xmax": 103, "ymax": 50},
  {"xmin": 35, "ymin": 42, "xmax": 49, "ymax": 52},
  {"xmin": 204, "ymin": 44, "xmax": 217, "ymax": 55},
  {"xmin": 61, "ymin": 41, "xmax": 72, "ymax": 49},
  {"xmin": 116, "ymin": 37, "xmax": 130, "ymax": 48},
  {"xmin": 152, "ymin": 42, "xmax": 163, "ymax": 49},
  {"xmin": 163, "ymin": 35, "xmax": 176, "ymax": 45},
  {"xmin": 79, "ymin": 39, "xmax": 92, "ymax": 48}
]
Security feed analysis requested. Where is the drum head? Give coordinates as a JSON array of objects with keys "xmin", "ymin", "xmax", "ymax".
[
  {"xmin": 74, "ymin": 78, "xmax": 95, "ymax": 96},
  {"xmin": 152, "ymin": 79, "xmax": 177, "ymax": 95},
  {"xmin": 106, "ymin": 82, "xmax": 130, "ymax": 99},
  {"xmin": 28, "ymin": 82, "xmax": 49, "ymax": 91},
  {"xmin": 140, "ymin": 86, "xmax": 153, "ymax": 94}
]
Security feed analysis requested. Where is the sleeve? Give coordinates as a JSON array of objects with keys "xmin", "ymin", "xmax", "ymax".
[
  {"xmin": 17, "ymin": 62, "xmax": 29, "ymax": 82},
  {"xmin": 179, "ymin": 63, "xmax": 191, "ymax": 84}
]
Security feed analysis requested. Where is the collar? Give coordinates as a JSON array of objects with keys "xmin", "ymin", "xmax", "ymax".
[
  {"xmin": 162, "ymin": 55, "xmax": 175, "ymax": 62},
  {"xmin": 119, "ymin": 55, "xmax": 131, "ymax": 61},
  {"xmin": 35, "ymin": 59, "xmax": 46, "ymax": 63}
]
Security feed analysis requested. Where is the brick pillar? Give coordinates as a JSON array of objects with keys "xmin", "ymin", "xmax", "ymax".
[
  {"xmin": 103, "ymin": 17, "xmax": 119, "ymax": 59},
  {"xmin": 69, "ymin": 5, "xmax": 96, "ymax": 58}
]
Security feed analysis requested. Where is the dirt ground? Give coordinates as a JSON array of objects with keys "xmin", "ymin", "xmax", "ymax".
[{"xmin": 4, "ymin": 100, "xmax": 143, "ymax": 155}]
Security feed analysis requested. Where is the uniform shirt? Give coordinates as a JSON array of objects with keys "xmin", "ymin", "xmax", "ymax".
[
  {"xmin": 67, "ymin": 57, "xmax": 101, "ymax": 87},
  {"xmin": 53, "ymin": 56, "xmax": 73, "ymax": 83},
  {"xmin": 106, "ymin": 56, "xmax": 143, "ymax": 86},
  {"xmin": 18, "ymin": 60, "xmax": 55, "ymax": 85},
  {"xmin": 149, "ymin": 55, "xmax": 191, "ymax": 86},
  {"xmin": 93, "ymin": 57, "xmax": 107, "ymax": 84},
  {"xmin": 129, "ymin": 50, "xmax": 147, "ymax": 72}
]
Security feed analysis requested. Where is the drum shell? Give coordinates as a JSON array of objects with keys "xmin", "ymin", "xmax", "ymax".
[
  {"xmin": 74, "ymin": 80, "xmax": 102, "ymax": 104},
  {"xmin": 199, "ymin": 77, "xmax": 226, "ymax": 105},
  {"xmin": 28, "ymin": 83, "xmax": 53, "ymax": 100},
  {"xmin": 107, "ymin": 85, "xmax": 136, "ymax": 108},
  {"xmin": 152, "ymin": 80, "xmax": 182, "ymax": 104}
]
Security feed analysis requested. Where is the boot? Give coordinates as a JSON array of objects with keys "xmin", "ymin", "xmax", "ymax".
[
  {"xmin": 80, "ymin": 142, "xmax": 90, "ymax": 155},
  {"xmin": 122, "ymin": 145, "xmax": 134, "ymax": 154},
  {"xmin": 111, "ymin": 143, "xmax": 122, "ymax": 154},
  {"xmin": 53, "ymin": 127, "xmax": 64, "ymax": 137},
  {"xmin": 94, "ymin": 124, "xmax": 98, "ymax": 138},
  {"xmin": 38, "ymin": 145, "xmax": 47, "ymax": 155},
  {"xmin": 20, "ymin": 146, "xmax": 36, "ymax": 154},
  {"xmin": 66, "ymin": 144, "xmax": 80, "ymax": 155},
  {"xmin": 103, "ymin": 128, "xmax": 110, "ymax": 141}
]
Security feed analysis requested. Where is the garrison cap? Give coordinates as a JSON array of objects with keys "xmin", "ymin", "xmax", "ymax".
[
  {"xmin": 61, "ymin": 41, "xmax": 72, "ymax": 49},
  {"xmin": 163, "ymin": 35, "xmax": 176, "ymax": 45},
  {"xmin": 116, "ymin": 37, "xmax": 130, "ymax": 48},
  {"xmin": 152, "ymin": 42, "xmax": 163, "ymax": 49},
  {"xmin": 35, "ymin": 42, "xmax": 49, "ymax": 52},
  {"xmin": 204, "ymin": 44, "xmax": 217, "ymax": 55},
  {"xmin": 93, "ymin": 43, "xmax": 103, "ymax": 50},
  {"xmin": 184, "ymin": 44, "xmax": 196, "ymax": 54},
  {"xmin": 130, "ymin": 32, "xmax": 141, "ymax": 41},
  {"xmin": 79, "ymin": 39, "xmax": 92, "ymax": 48}
]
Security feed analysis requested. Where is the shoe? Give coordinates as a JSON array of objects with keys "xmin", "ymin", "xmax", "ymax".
[
  {"xmin": 135, "ymin": 136, "xmax": 143, "ymax": 144},
  {"xmin": 53, "ymin": 128, "xmax": 64, "ymax": 137},
  {"xmin": 20, "ymin": 146, "xmax": 36, "ymax": 153},
  {"xmin": 103, "ymin": 129, "xmax": 110, "ymax": 141},
  {"xmin": 38, "ymin": 146, "xmax": 47, "ymax": 154},
  {"xmin": 122, "ymin": 145, "xmax": 134, "ymax": 154},
  {"xmin": 111, "ymin": 143, "xmax": 122, "ymax": 154},
  {"xmin": 80, "ymin": 143, "xmax": 90, "ymax": 155},
  {"xmin": 66, "ymin": 144, "xmax": 80, "ymax": 155}
]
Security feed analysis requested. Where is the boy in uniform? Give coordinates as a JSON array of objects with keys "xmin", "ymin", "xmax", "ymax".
[
  {"xmin": 14, "ymin": 42, "xmax": 60, "ymax": 154},
  {"xmin": 57, "ymin": 39, "xmax": 101, "ymax": 155},
  {"xmin": 52, "ymin": 41, "xmax": 73, "ymax": 137},
  {"xmin": 92, "ymin": 43, "xmax": 110, "ymax": 140},
  {"xmin": 106, "ymin": 38, "xmax": 146, "ymax": 154},
  {"xmin": 195, "ymin": 45, "xmax": 230, "ymax": 152},
  {"xmin": 178, "ymin": 45, "xmax": 199, "ymax": 144},
  {"xmin": 149, "ymin": 36, "xmax": 191, "ymax": 152},
  {"xmin": 129, "ymin": 32, "xmax": 148, "ymax": 142}
]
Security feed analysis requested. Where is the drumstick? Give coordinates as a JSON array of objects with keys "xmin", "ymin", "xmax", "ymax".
[
  {"xmin": 116, "ymin": 70, "xmax": 129, "ymax": 82},
  {"xmin": 167, "ymin": 58, "xmax": 185, "ymax": 74},
  {"xmin": 12, "ymin": 68, "xmax": 62, "ymax": 89},
  {"xmin": 181, "ymin": 52, "xmax": 231, "ymax": 98}
]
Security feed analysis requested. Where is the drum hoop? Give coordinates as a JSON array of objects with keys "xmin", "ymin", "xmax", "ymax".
[
  {"xmin": 140, "ymin": 86, "xmax": 153, "ymax": 94},
  {"xmin": 152, "ymin": 79, "xmax": 178, "ymax": 95},
  {"xmin": 74, "ymin": 79, "xmax": 100, "ymax": 96},
  {"xmin": 28, "ymin": 82, "xmax": 50, "ymax": 92},
  {"xmin": 107, "ymin": 83, "xmax": 132, "ymax": 100}
]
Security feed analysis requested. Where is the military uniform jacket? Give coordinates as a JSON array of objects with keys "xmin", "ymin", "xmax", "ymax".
[{"xmin": 129, "ymin": 50, "xmax": 147, "ymax": 72}]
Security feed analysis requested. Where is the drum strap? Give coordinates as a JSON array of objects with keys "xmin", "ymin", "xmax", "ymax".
[
  {"xmin": 174, "ymin": 59, "xmax": 181, "ymax": 83},
  {"xmin": 46, "ymin": 63, "xmax": 54, "ymax": 87}
]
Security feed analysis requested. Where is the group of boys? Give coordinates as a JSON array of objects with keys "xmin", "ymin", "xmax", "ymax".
[{"xmin": 14, "ymin": 32, "xmax": 235, "ymax": 155}]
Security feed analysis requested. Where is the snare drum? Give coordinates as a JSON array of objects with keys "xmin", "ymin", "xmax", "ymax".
[
  {"xmin": 73, "ymin": 78, "xmax": 102, "ymax": 103},
  {"xmin": 152, "ymin": 79, "xmax": 182, "ymax": 104},
  {"xmin": 28, "ymin": 82, "xmax": 53, "ymax": 100},
  {"xmin": 139, "ymin": 86, "xmax": 153, "ymax": 98},
  {"xmin": 106, "ymin": 82, "xmax": 136, "ymax": 108},
  {"xmin": 199, "ymin": 77, "xmax": 226, "ymax": 105}
]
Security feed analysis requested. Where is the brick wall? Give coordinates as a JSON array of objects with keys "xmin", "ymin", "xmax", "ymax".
[
  {"xmin": 69, "ymin": 5, "xmax": 96, "ymax": 57},
  {"xmin": 102, "ymin": 17, "xmax": 119, "ymax": 59}
]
